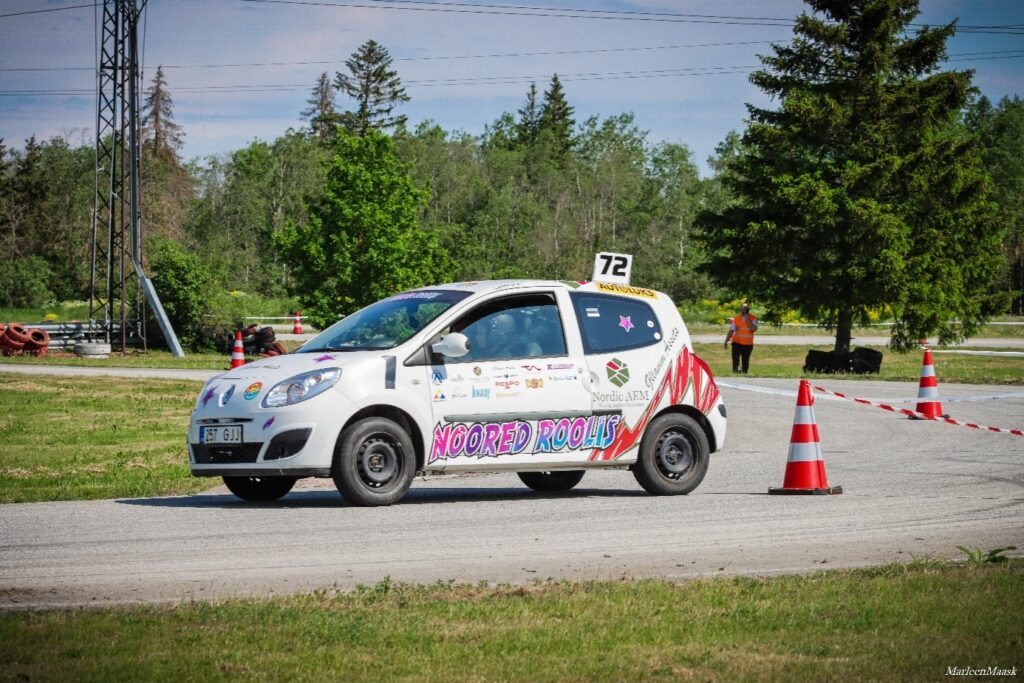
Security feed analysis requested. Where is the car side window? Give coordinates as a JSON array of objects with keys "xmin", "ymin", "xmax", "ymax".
[
  {"xmin": 570, "ymin": 292, "xmax": 662, "ymax": 354},
  {"xmin": 446, "ymin": 293, "xmax": 567, "ymax": 362}
]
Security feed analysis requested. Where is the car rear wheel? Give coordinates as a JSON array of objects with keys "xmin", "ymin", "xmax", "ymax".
[
  {"xmin": 333, "ymin": 417, "xmax": 415, "ymax": 506},
  {"xmin": 222, "ymin": 475, "xmax": 297, "ymax": 502},
  {"xmin": 517, "ymin": 470, "xmax": 585, "ymax": 492},
  {"xmin": 632, "ymin": 413, "xmax": 709, "ymax": 495}
]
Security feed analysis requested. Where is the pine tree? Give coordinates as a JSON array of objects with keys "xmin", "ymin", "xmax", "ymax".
[
  {"xmin": 539, "ymin": 74, "xmax": 575, "ymax": 160},
  {"xmin": 334, "ymin": 40, "xmax": 410, "ymax": 136},
  {"xmin": 141, "ymin": 66, "xmax": 184, "ymax": 158},
  {"xmin": 699, "ymin": 0, "xmax": 1002, "ymax": 352},
  {"xmin": 302, "ymin": 72, "xmax": 338, "ymax": 145},
  {"xmin": 972, "ymin": 95, "xmax": 1024, "ymax": 315},
  {"xmin": 141, "ymin": 67, "xmax": 191, "ymax": 245},
  {"xmin": 514, "ymin": 82, "xmax": 541, "ymax": 146}
]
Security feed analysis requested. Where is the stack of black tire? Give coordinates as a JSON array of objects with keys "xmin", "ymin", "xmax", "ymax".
[
  {"xmin": 216, "ymin": 325, "xmax": 287, "ymax": 357},
  {"xmin": 804, "ymin": 347, "xmax": 883, "ymax": 374},
  {"xmin": 243, "ymin": 324, "xmax": 288, "ymax": 358}
]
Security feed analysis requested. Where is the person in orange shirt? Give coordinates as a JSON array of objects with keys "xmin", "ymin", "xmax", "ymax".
[{"xmin": 724, "ymin": 302, "xmax": 758, "ymax": 373}]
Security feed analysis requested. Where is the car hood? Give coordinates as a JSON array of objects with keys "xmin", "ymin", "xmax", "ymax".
[{"xmin": 213, "ymin": 349, "xmax": 388, "ymax": 385}]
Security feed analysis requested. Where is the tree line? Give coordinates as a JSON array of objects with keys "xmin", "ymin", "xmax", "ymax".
[{"xmin": 1, "ymin": 0, "xmax": 1021, "ymax": 351}]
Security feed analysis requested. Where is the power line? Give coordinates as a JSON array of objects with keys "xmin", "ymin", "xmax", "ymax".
[
  {"xmin": 6, "ymin": 50, "xmax": 1024, "ymax": 96},
  {"xmin": 238, "ymin": 0, "xmax": 798, "ymax": 27},
  {"xmin": 235, "ymin": 0, "xmax": 1024, "ymax": 34},
  {"xmin": 18, "ymin": 51, "xmax": 1024, "ymax": 97},
  {"xmin": 3, "ymin": 0, "xmax": 1023, "ymax": 35},
  {"xmin": 0, "ymin": 40, "xmax": 780, "ymax": 72},
  {"xmin": 5, "ymin": 45, "xmax": 1024, "ymax": 74},
  {"xmin": 0, "ymin": 2, "xmax": 95, "ymax": 19},
  {"xmin": 0, "ymin": 65, "xmax": 758, "ymax": 96}
]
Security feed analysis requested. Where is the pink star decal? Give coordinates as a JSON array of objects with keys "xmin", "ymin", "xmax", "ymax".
[
  {"xmin": 619, "ymin": 315, "xmax": 634, "ymax": 333},
  {"xmin": 201, "ymin": 385, "xmax": 218, "ymax": 407},
  {"xmin": 314, "ymin": 354, "xmax": 335, "ymax": 363},
  {"xmin": 262, "ymin": 416, "xmax": 275, "ymax": 430}
]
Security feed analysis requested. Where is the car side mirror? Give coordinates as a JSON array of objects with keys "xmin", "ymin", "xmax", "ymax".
[{"xmin": 431, "ymin": 332, "xmax": 470, "ymax": 358}]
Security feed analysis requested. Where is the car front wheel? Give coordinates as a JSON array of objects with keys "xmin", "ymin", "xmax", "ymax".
[
  {"xmin": 333, "ymin": 417, "xmax": 415, "ymax": 506},
  {"xmin": 517, "ymin": 470, "xmax": 585, "ymax": 492},
  {"xmin": 632, "ymin": 413, "xmax": 709, "ymax": 495},
  {"xmin": 222, "ymin": 475, "xmax": 297, "ymax": 502}
]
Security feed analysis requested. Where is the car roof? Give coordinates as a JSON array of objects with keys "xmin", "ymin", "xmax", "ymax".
[{"xmin": 413, "ymin": 279, "xmax": 668, "ymax": 301}]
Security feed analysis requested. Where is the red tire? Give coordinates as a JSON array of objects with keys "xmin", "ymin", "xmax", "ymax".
[
  {"xmin": 3, "ymin": 323, "xmax": 29, "ymax": 345},
  {"xmin": 23, "ymin": 328, "xmax": 50, "ymax": 352},
  {"xmin": 0, "ymin": 333, "xmax": 25, "ymax": 352}
]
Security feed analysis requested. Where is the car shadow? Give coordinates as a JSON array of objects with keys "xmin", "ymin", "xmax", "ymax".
[{"xmin": 116, "ymin": 486, "xmax": 648, "ymax": 509}]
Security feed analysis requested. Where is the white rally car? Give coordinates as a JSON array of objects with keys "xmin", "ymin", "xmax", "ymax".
[{"xmin": 189, "ymin": 279, "xmax": 726, "ymax": 505}]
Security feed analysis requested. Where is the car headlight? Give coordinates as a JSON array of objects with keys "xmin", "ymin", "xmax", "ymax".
[{"xmin": 262, "ymin": 368, "xmax": 342, "ymax": 408}]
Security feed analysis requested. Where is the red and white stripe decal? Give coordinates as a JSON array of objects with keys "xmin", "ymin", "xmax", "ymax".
[{"xmin": 590, "ymin": 347, "xmax": 720, "ymax": 461}]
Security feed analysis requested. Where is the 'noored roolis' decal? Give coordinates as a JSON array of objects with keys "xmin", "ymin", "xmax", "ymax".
[{"xmin": 431, "ymin": 414, "xmax": 621, "ymax": 463}]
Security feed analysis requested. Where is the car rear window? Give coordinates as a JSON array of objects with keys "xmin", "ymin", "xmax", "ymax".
[{"xmin": 570, "ymin": 292, "xmax": 662, "ymax": 354}]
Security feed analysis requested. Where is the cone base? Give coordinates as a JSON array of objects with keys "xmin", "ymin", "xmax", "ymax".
[
  {"xmin": 907, "ymin": 414, "xmax": 949, "ymax": 420},
  {"xmin": 769, "ymin": 485, "xmax": 843, "ymax": 495}
]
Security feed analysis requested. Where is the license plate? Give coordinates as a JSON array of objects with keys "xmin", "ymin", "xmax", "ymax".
[{"xmin": 200, "ymin": 425, "xmax": 242, "ymax": 444}]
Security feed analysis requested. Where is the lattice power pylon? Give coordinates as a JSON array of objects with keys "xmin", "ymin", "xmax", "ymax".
[{"xmin": 89, "ymin": 0, "xmax": 183, "ymax": 355}]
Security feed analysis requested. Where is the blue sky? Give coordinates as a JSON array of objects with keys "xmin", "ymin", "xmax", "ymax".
[{"xmin": 1, "ymin": 0, "xmax": 1022, "ymax": 176}]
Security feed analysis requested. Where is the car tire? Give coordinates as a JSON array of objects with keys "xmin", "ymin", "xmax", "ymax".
[
  {"xmin": 222, "ymin": 475, "xmax": 297, "ymax": 501},
  {"xmin": 333, "ymin": 417, "xmax": 415, "ymax": 506},
  {"xmin": 632, "ymin": 413, "xmax": 709, "ymax": 495},
  {"xmin": 517, "ymin": 470, "xmax": 585, "ymax": 492}
]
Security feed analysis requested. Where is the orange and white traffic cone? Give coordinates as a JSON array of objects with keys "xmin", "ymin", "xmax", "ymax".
[
  {"xmin": 769, "ymin": 379, "xmax": 843, "ymax": 495},
  {"xmin": 912, "ymin": 348, "xmax": 946, "ymax": 419},
  {"xmin": 229, "ymin": 330, "xmax": 246, "ymax": 369},
  {"xmin": 293, "ymin": 311, "xmax": 303, "ymax": 335}
]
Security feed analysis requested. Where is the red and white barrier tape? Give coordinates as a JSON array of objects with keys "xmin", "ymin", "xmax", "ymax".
[
  {"xmin": 716, "ymin": 380, "xmax": 1024, "ymax": 404},
  {"xmin": 811, "ymin": 385, "xmax": 1024, "ymax": 437}
]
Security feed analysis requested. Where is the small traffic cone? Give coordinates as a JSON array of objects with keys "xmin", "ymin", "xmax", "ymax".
[
  {"xmin": 229, "ymin": 330, "xmax": 246, "ymax": 369},
  {"xmin": 769, "ymin": 379, "xmax": 842, "ymax": 495},
  {"xmin": 911, "ymin": 348, "xmax": 946, "ymax": 419},
  {"xmin": 293, "ymin": 310, "xmax": 303, "ymax": 334}
]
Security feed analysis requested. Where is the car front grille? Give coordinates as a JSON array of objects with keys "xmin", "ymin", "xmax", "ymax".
[{"xmin": 192, "ymin": 443, "xmax": 263, "ymax": 464}]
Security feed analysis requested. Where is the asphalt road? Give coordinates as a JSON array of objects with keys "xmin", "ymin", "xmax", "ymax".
[{"xmin": 1, "ymin": 376, "xmax": 1022, "ymax": 610}]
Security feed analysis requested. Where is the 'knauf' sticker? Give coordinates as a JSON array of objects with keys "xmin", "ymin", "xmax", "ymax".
[{"xmin": 244, "ymin": 382, "xmax": 263, "ymax": 400}]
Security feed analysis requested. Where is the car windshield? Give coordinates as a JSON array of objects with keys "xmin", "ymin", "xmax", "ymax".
[{"xmin": 297, "ymin": 290, "xmax": 470, "ymax": 353}]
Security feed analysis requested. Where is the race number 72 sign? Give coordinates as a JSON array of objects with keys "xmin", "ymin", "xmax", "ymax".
[{"xmin": 592, "ymin": 252, "xmax": 633, "ymax": 285}]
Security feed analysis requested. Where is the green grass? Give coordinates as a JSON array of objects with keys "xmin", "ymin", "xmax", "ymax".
[
  {"xmin": 0, "ymin": 301, "xmax": 91, "ymax": 323},
  {"xmin": 0, "ymin": 343, "xmax": 304, "ymax": 371},
  {"xmin": 2, "ymin": 563, "xmax": 1021, "ymax": 681},
  {"xmin": 696, "ymin": 343, "xmax": 1024, "ymax": 385},
  {"xmin": 0, "ymin": 349, "xmax": 230, "ymax": 370},
  {"xmin": 0, "ymin": 373, "xmax": 207, "ymax": 503},
  {"xmin": 686, "ymin": 320, "xmax": 1024, "ymax": 338},
  {"xmin": 2, "ymin": 340, "xmax": 1020, "ymax": 384}
]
